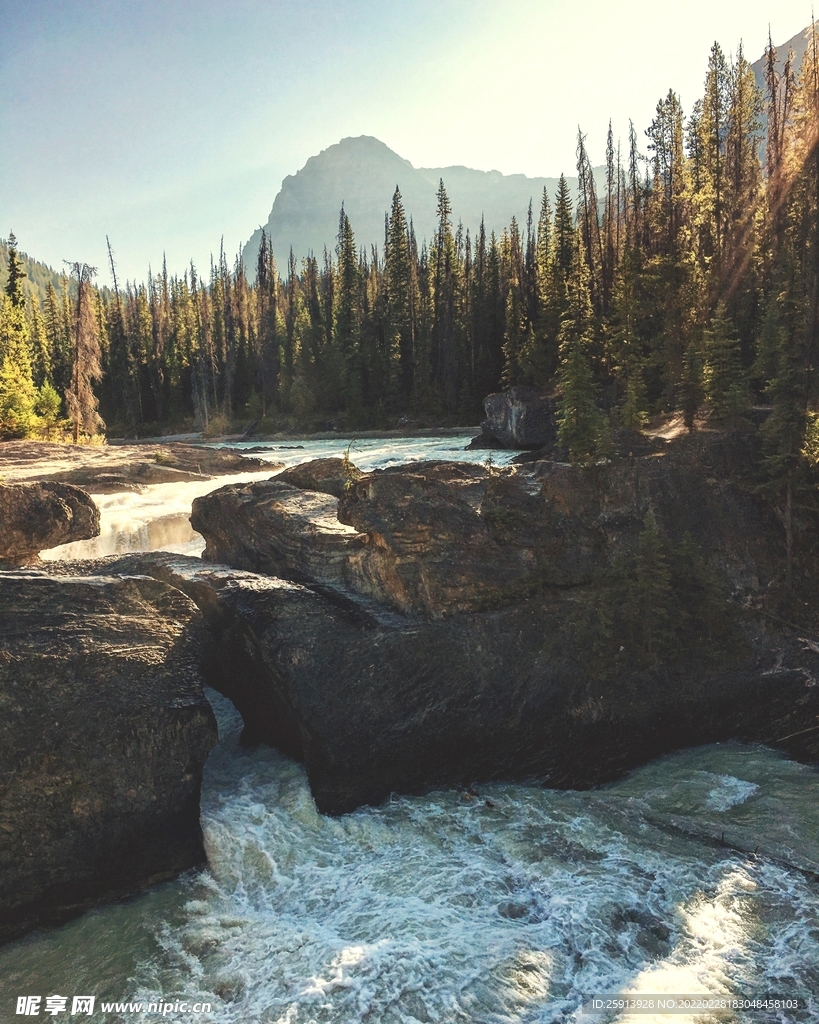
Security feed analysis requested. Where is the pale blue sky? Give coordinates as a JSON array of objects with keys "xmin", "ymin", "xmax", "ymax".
[{"xmin": 1, "ymin": 0, "xmax": 812, "ymax": 284}]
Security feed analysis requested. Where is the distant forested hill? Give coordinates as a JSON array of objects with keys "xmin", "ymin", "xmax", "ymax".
[
  {"xmin": 243, "ymin": 136, "xmax": 597, "ymax": 272},
  {"xmin": 0, "ymin": 240, "xmax": 70, "ymax": 305}
]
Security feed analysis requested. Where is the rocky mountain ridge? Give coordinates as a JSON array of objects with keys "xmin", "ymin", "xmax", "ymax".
[{"xmin": 243, "ymin": 135, "xmax": 592, "ymax": 272}]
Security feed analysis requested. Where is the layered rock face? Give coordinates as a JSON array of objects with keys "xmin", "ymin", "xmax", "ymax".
[
  {"xmin": 183, "ymin": 431, "xmax": 819, "ymax": 813},
  {"xmin": 193, "ymin": 436, "xmax": 780, "ymax": 619},
  {"xmin": 110, "ymin": 552, "xmax": 819, "ymax": 817},
  {"xmin": 0, "ymin": 482, "xmax": 100, "ymax": 565},
  {"xmin": 0, "ymin": 570, "xmax": 217, "ymax": 943}
]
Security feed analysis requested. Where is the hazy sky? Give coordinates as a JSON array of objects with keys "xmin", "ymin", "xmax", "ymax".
[{"xmin": 1, "ymin": 0, "xmax": 812, "ymax": 284}]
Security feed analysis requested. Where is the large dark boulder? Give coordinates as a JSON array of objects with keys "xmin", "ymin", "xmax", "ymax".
[
  {"xmin": 141, "ymin": 430, "xmax": 819, "ymax": 816},
  {"xmin": 0, "ymin": 482, "xmax": 100, "ymax": 566},
  {"xmin": 0, "ymin": 569, "xmax": 218, "ymax": 943},
  {"xmin": 109, "ymin": 554, "xmax": 819, "ymax": 817},
  {"xmin": 479, "ymin": 386, "xmax": 558, "ymax": 449}
]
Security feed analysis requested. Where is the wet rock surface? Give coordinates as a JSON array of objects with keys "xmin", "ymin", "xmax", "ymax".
[
  {"xmin": 0, "ymin": 569, "xmax": 217, "ymax": 943},
  {"xmin": 0, "ymin": 482, "xmax": 100, "ymax": 566}
]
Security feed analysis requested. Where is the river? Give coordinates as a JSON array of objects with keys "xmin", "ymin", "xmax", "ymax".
[{"xmin": 4, "ymin": 436, "xmax": 818, "ymax": 1022}]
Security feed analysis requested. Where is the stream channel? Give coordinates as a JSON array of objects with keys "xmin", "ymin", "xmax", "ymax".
[{"xmin": 3, "ymin": 435, "xmax": 818, "ymax": 1023}]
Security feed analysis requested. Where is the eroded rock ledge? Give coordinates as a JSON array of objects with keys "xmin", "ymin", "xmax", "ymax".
[
  {"xmin": 0, "ymin": 439, "xmax": 277, "ymax": 491},
  {"xmin": 95, "ymin": 551, "xmax": 819, "ymax": 818},
  {"xmin": 0, "ymin": 569, "xmax": 217, "ymax": 944}
]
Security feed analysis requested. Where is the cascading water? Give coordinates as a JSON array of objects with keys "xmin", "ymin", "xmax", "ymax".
[
  {"xmin": 4, "ymin": 436, "xmax": 817, "ymax": 1021},
  {"xmin": 1, "ymin": 691, "xmax": 816, "ymax": 1022}
]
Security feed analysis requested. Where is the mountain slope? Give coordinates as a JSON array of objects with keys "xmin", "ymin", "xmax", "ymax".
[
  {"xmin": 243, "ymin": 136, "xmax": 584, "ymax": 272},
  {"xmin": 750, "ymin": 23, "xmax": 812, "ymax": 93},
  {"xmin": 0, "ymin": 240, "xmax": 70, "ymax": 306}
]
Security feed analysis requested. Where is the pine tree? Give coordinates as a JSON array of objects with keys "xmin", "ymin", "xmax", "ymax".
[
  {"xmin": 0, "ymin": 260, "xmax": 36, "ymax": 437},
  {"xmin": 386, "ymin": 186, "xmax": 414, "ymax": 402},
  {"xmin": 432, "ymin": 179, "xmax": 458, "ymax": 412},
  {"xmin": 556, "ymin": 248, "xmax": 609, "ymax": 462},
  {"xmin": 501, "ymin": 216, "xmax": 526, "ymax": 384},
  {"xmin": 681, "ymin": 338, "xmax": 704, "ymax": 429},
  {"xmin": 4, "ymin": 232, "xmax": 27, "ymax": 307},
  {"xmin": 703, "ymin": 301, "xmax": 747, "ymax": 420},
  {"xmin": 66, "ymin": 262, "xmax": 104, "ymax": 442},
  {"xmin": 334, "ymin": 205, "xmax": 362, "ymax": 412},
  {"xmin": 696, "ymin": 42, "xmax": 731, "ymax": 274},
  {"xmin": 554, "ymin": 174, "xmax": 575, "ymax": 280},
  {"xmin": 576, "ymin": 129, "xmax": 603, "ymax": 312}
]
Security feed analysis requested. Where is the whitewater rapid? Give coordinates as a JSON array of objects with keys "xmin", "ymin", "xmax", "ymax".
[{"xmin": 2, "ymin": 691, "xmax": 817, "ymax": 1022}]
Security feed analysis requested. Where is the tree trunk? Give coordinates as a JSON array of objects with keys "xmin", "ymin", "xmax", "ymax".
[{"xmin": 785, "ymin": 471, "xmax": 793, "ymax": 590}]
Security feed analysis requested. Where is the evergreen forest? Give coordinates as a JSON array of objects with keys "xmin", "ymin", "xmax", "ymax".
[{"xmin": 1, "ymin": 30, "xmax": 818, "ymax": 481}]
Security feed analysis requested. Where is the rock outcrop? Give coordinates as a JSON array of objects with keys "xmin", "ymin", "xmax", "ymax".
[
  {"xmin": 193, "ymin": 435, "xmax": 782, "ymax": 619},
  {"xmin": 158, "ymin": 429, "xmax": 819, "ymax": 813},
  {"xmin": 103, "ymin": 552, "xmax": 819, "ymax": 817},
  {"xmin": 0, "ymin": 569, "xmax": 218, "ymax": 943},
  {"xmin": 0, "ymin": 482, "xmax": 100, "ymax": 566},
  {"xmin": 277, "ymin": 456, "xmax": 359, "ymax": 497},
  {"xmin": 477, "ymin": 386, "xmax": 558, "ymax": 449}
]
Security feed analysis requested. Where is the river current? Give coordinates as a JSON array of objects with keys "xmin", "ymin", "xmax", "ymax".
[{"xmin": 5, "ymin": 436, "xmax": 818, "ymax": 1022}]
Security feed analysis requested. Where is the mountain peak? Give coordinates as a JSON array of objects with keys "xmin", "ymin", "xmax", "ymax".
[{"xmin": 244, "ymin": 138, "xmax": 574, "ymax": 270}]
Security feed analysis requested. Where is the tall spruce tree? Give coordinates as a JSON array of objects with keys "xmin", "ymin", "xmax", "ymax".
[
  {"xmin": 386, "ymin": 186, "xmax": 414, "ymax": 402},
  {"xmin": 4, "ymin": 232, "xmax": 26, "ymax": 307},
  {"xmin": 556, "ymin": 247, "xmax": 609, "ymax": 462}
]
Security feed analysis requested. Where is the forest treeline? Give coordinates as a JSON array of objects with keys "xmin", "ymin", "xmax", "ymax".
[{"xmin": 1, "ymin": 30, "xmax": 818, "ymax": 471}]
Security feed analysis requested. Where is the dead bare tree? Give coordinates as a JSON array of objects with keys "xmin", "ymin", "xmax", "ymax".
[{"xmin": 65, "ymin": 262, "xmax": 104, "ymax": 443}]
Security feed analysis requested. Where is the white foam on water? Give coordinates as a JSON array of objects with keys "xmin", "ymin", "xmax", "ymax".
[
  {"xmin": 703, "ymin": 775, "xmax": 760, "ymax": 812},
  {"xmin": 111, "ymin": 694, "xmax": 819, "ymax": 1024},
  {"xmin": 0, "ymin": 695, "xmax": 817, "ymax": 1022}
]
